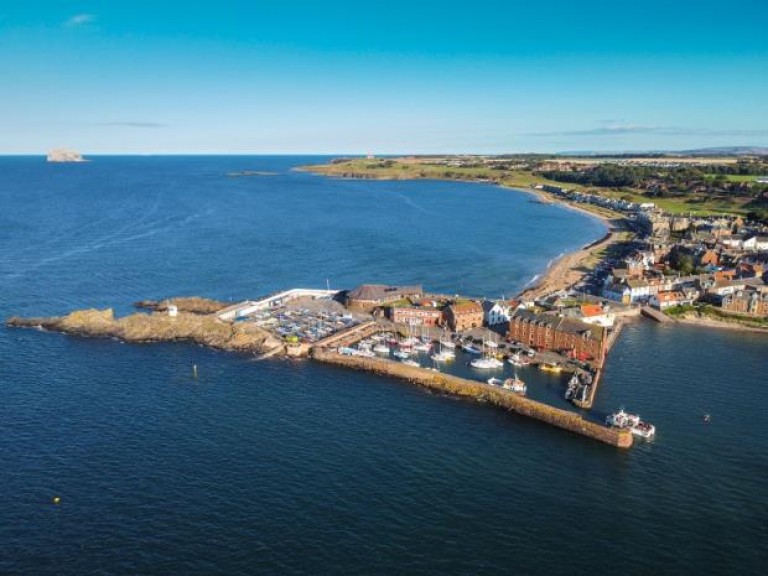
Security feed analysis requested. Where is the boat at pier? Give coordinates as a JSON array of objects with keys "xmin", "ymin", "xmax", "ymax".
[
  {"xmin": 431, "ymin": 350, "xmax": 455, "ymax": 363},
  {"xmin": 564, "ymin": 374, "xmax": 579, "ymax": 400},
  {"xmin": 373, "ymin": 344, "xmax": 390, "ymax": 354},
  {"xmin": 470, "ymin": 356, "xmax": 503, "ymax": 369},
  {"xmin": 393, "ymin": 350, "xmax": 410, "ymax": 359},
  {"xmin": 606, "ymin": 408, "xmax": 656, "ymax": 439},
  {"xmin": 401, "ymin": 359, "xmax": 420, "ymax": 368},
  {"xmin": 461, "ymin": 343, "xmax": 482, "ymax": 354},
  {"xmin": 440, "ymin": 338, "xmax": 456, "ymax": 350},
  {"xmin": 539, "ymin": 362, "xmax": 562, "ymax": 373},
  {"xmin": 508, "ymin": 353, "xmax": 527, "ymax": 367},
  {"xmin": 487, "ymin": 377, "xmax": 503, "ymax": 386},
  {"xmin": 502, "ymin": 373, "xmax": 526, "ymax": 394}
]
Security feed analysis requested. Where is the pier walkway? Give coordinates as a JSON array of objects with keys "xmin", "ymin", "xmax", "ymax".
[
  {"xmin": 641, "ymin": 306, "xmax": 675, "ymax": 323},
  {"xmin": 312, "ymin": 349, "xmax": 633, "ymax": 449}
]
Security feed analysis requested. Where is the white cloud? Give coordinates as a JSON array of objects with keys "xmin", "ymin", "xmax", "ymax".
[{"xmin": 65, "ymin": 14, "xmax": 96, "ymax": 26}]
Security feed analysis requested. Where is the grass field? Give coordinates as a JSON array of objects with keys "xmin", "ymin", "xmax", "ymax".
[{"xmin": 301, "ymin": 157, "xmax": 755, "ymax": 216}]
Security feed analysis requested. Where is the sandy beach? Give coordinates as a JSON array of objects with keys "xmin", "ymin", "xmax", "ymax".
[{"xmin": 515, "ymin": 218, "xmax": 624, "ymax": 301}]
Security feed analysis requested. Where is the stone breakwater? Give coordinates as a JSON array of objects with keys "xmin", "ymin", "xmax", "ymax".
[
  {"xmin": 6, "ymin": 305, "xmax": 283, "ymax": 355},
  {"xmin": 311, "ymin": 349, "xmax": 633, "ymax": 449}
]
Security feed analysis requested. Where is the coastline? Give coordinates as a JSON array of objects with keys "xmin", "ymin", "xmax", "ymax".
[
  {"xmin": 674, "ymin": 314, "xmax": 768, "ymax": 334},
  {"xmin": 301, "ymin": 162, "xmax": 626, "ymax": 300}
]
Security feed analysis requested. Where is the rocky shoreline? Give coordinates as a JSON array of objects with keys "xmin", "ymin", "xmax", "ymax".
[{"xmin": 6, "ymin": 298, "xmax": 283, "ymax": 355}]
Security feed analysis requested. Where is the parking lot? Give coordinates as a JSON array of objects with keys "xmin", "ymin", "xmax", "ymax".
[{"xmin": 241, "ymin": 296, "xmax": 372, "ymax": 344}]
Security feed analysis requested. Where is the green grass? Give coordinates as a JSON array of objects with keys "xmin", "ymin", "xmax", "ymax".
[
  {"xmin": 703, "ymin": 174, "xmax": 764, "ymax": 183},
  {"xmin": 302, "ymin": 158, "xmax": 753, "ymax": 217}
]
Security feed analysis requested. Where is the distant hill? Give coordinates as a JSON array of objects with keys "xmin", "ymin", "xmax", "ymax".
[
  {"xmin": 557, "ymin": 146, "xmax": 768, "ymax": 157},
  {"xmin": 678, "ymin": 146, "xmax": 768, "ymax": 156}
]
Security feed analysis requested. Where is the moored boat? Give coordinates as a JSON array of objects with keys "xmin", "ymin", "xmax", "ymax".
[
  {"xmin": 470, "ymin": 357, "xmax": 503, "ymax": 369},
  {"xmin": 606, "ymin": 408, "xmax": 656, "ymax": 439},
  {"xmin": 502, "ymin": 374, "xmax": 526, "ymax": 394},
  {"xmin": 539, "ymin": 362, "xmax": 562, "ymax": 373},
  {"xmin": 487, "ymin": 377, "xmax": 503, "ymax": 386},
  {"xmin": 401, "ymin": 359, "xmax": 420, "ymax": 367},
  {"xmin": 431, "ymin": 351, "xmax": 455, "ymax": 362}
]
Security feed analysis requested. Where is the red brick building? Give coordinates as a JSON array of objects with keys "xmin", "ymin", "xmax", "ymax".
[
  {"xmin": 508, "ymin": 310, "xmax": 607, "ymax": 365},
  {"xmin": 445, "ymin": 301, "xmax": 484, "ymax": 332}
]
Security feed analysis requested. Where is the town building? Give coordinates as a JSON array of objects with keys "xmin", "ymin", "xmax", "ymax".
[
  {"xmin": 445, "ymin": 301, "xmax": 484, "ymax": 332},
  {"xmin": 508, "ymin": 310, "xmax": 606, "ymax": 365},
  {"xmin": 481, "ymin": 300, "xmax": 515, "ymax": 326},
  {"xmin": 649, "ymin": 290, "xmax": 696, "ymax": 310},
  {"xmin": 716, "ymin": 286, "xmax": 768, "ymax": 317},
  {"xmin": 344, "ymin": 284, "xmax": 423, "ymax": 309},
  {"xmin": 389, "ymin": 306, "xmax": 443, "ymax": 327}
]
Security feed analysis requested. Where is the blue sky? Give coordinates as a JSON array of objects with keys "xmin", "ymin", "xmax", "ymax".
[{"xmin": 1, "ymin": 0, "xmax": 767, "ymax": 154}]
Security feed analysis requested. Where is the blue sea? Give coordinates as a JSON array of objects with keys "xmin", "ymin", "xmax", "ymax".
[{"xmin": 1, "ymin": 156, "xmax": 766, "ymax": 575}]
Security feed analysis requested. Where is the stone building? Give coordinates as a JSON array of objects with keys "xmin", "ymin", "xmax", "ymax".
[
  {"xmin": 718, "ymin": 287, "xmax": 768, "ymax": 317},
  {"xmin": 390, "ymin": 306, "xmax": 443, "ymax": 327},
  {"xmin": 344, "ymin": 284, "xmax": 423, "ymax": 310},
  {"xmin": 445, "ymin": 301, "xmax": 484, "ymax": 332}
]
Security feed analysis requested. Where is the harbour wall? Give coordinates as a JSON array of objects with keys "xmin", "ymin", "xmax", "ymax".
[{"xmin": 311, "ymin": 349, "xmax": 633, "ymax": 449}]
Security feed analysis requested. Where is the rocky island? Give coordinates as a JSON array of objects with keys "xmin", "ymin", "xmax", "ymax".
[
  {"xmin": 47, "ymin": 148, "xmax": 86, "ymax": 162},
  {"xmin": 7, "ymin": 297, "xmax": 283, "ymax": 355}
]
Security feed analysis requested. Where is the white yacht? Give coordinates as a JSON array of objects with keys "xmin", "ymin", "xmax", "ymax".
[
  {"xmin": 606, "ymin": 408, "xmax": 656, "ymax": 439},
  {"xmin": 470, "ymin": 357, "xmax": 503, "ymax": 369}
]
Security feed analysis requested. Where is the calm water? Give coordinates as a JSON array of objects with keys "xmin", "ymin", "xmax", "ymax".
[{"xmin": 1, "ymin": 157, "xmax": 766, "ymax": 575}]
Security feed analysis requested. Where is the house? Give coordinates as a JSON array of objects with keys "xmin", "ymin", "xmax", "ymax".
[
  {"xmin": 345, "ymin": 284, "xmax": 423, "ymax": 309},
  {"xmin": 389, "ymin": 306, "xmax": 443, "ymax": 327},
  {"xmin": 481, "ymin": 300, "xmax": 512, "ymax": 326},
  {"xmin": 649, "ymin": 290, "xmax": 696, "ymax": 310},
  {"xmin": 602, "ymin": 282, "xmax": 631, "ymax": 304},
  {"xmin": 578, "ymin": 303, "xmax": 616, "ymax": 327},
  {"xmin": 444, "ymin": 301, "xmax": 484, "ymax": 332},
  {"xmin": 717, "ymin": 286, "xmax": 768, "ymax": 317}
]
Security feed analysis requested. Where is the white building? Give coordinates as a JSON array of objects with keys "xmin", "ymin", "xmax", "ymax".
[{"xmin": 482, "ymin": 300, "xmax": 513, "ymax": 326}]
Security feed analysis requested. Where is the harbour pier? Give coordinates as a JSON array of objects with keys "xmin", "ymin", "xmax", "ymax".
[{"xmin": 311, "ymin": 347, "xmax": 633, "ymax": 449}]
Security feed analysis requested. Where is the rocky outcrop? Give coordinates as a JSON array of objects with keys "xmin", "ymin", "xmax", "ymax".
[
  {"xmin": 47, "ymin": 149, "xmax": 85, "ymax": 162},
  {"xmin": 134, "ymin": 297, "xmax": 229, "ymax": 315},
  {"xmin": 7, "ymin": 306, "xmax": 283, "ymax": 355}
]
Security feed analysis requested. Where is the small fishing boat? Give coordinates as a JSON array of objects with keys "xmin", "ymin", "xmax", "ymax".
[
  {"xmin": 606, "ymin": 408, "xmax": 656, "ymax": 439},
  {"xmin": 401, "ymin": 359, "xmax": 420, "ymax": 368},
  {"xmin": 539, "ymin": 362, "xmax": 562, "ymax": 373},
  {"xmin": 393, "ymin": 350, "xmax": 410, "ymax": 359},
  {"xmin": 373, "ymin": 344, "xmax": 390, "ymax": 354},
  {"xmin": 462, "ymin": 343, "xmax": 483, "ymax": 355},
  {"xmin": 487, "ymin": 377, "xmax": 503, "ymax": 386},
  {"xmin": 502, "ymin": 373, "xmax": 526, "ymax": 394}
]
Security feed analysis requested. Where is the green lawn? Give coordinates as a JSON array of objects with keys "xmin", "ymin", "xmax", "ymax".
[{"xmin": 302, "ymin": 158, "xmax": 753, "ymax": 217}]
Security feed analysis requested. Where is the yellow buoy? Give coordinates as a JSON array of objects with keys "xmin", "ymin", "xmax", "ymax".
[{"xmin": 52, "ymin": 496, "xmax": 61, "ymax": 505}]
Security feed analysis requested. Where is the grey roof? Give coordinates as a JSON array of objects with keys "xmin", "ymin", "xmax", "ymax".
[{"xmin": 347, "ymin": 284, "xmax": 423, "ymax": 302}]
